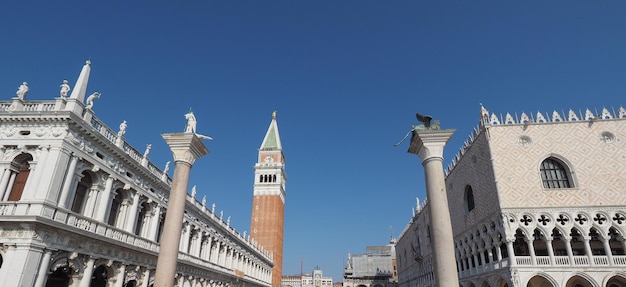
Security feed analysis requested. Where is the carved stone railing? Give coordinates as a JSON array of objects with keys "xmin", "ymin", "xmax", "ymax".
[
  {"xmin": 22, "ymin": 101, "xmax": 56, "ymax": 112},
  {"xmin": 177, "ymin": 252, "xmax": 271, "ymax": 286},
  {"xmin": 0, "ymin": 201, "xmax": 271, "ymax": 285},
  {"xmin": 0, "ymin": 201, "xmax": 160, "ymax": 252},
  {"xmin": 458, "ymin": 255, "xmax": 626, "ymax": 279},
  {"xmin": 0, "ymin": 100, "xmax": 56, "ymax": 112},
  {"xmin": 513, "ymin": 255, "xmax": 626, "ymax": 267}
]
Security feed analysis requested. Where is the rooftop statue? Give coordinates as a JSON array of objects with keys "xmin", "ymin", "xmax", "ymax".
[
  {"xmin": 85, "ymin": 92, "xmax": 101, "ymax": 110},
  {"xmin": 394, "ymin": 113, "xmax": 441, "ymax": 147},
  {"xmin": 118, "ymin": 120, "xmax": 127, "ymax": 137},
  {"xmin": 143, "ymin": 144, "xmax": 152, "ymax": 157},
  {"xmin": 16, "ymin": 82, "xmax": 29, "ymax": 100},
  {"xmin": 60, "ymin": 80, "xmax": 70, "ymax": 98}
]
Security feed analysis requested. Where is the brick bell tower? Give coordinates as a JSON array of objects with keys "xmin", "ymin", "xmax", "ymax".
[{"xmin": 250, "ymin": 111, "xmax": 286, "ymax": 287}]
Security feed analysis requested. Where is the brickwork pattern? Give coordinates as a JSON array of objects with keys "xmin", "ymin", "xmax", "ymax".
[{"xmin": 251, "ymin": 195, "xmax": 285, "ymax": 287}]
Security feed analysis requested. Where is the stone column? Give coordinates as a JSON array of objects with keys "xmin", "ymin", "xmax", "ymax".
[
  {"xmin": 21, "ymin": 145, "xmax": 49, "ymax": 199},
  {"xmin": 125, "ymin": 191, "xmax": 140, "ymax": 233},
  {"xmin": 114, "ymin": 264, "xmax": 126, "ymax": 287},
  {"xmin": 154, "ymin": 133, "xmax": 208, "ymax": 287},
  {"xmin": 34, "ymin": 250, "xmax": 53, "ymax": 287},
  {"xmin": 506, "ymin": 240, "xmax": 517, "ymax": 267},
  {"xmin": 180, "ymin": 223, "xmax": 191, "ymax": 253},
  {"xmin": 546, "ymin": 239, "xmax": 555, "ymax": 265},
  {"xmin": 79, "ymin": 257, "xmax": 96, "ymax": 287},
  {"xmin": 407, "ymin": 129, "xmax": 459, "ymax": 287},
  {"xmin": 141, "ymin": 269, "xmax": 152, "ymax": 287},
  {"xmin": 526, "ymin": 238, "xmax": 536, "ymax": 265},
  {"xmin": 0, "ymin": 168, "xmax": 11, "ymax": 200},
  {"xmin": 487, "ymin": 247, "xmax": 494, "ymax": 270},
  {"xmin": 95, "ymin": 175, "xmax": 115, "ymax": 222},
  {"xmin": 564, "ymin": 238, "xmax": 574, "ymax": 266},
  {"xmin": 583, "ymin": 236, "xmax": 594, "ymax": 265},
  {"xmin": 58, "ymin": 155, "xmax": 80, "ymax": 208},
  {"xmin": 2, "ymin": 172, "xmax": 17, "ymax": 201},
  {"xmin": 83, "ymin": 186, "xmax": 100, "ymax": 218},
  {"xmin": 602, "ymin": 238, "xmax": 614, "ymax": 265},
  {"xmin": 149, "ymin": 205, "xmax": 162, "ymax": 241},
  {"xmin": 479, "ymin": 248, "xmax": 487, "ymax": 272},
  {"xmin": 193, "ymin": 231, "xmax": 203, "ymax": 257}
]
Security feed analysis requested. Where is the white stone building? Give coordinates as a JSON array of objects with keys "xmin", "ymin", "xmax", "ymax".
[
  {"xmin": 0, "ymin": 61, "xmax": 273, "ymax": 287},
  {"xmin": 282, "ymin": 266, "xmax": 333, "ymax": 287},
  {"xmin": 343, "ymin": 239, "xmax": 397, "ymax": 287},
  {"xmin": 396, "ymin": 105, "xmax": 626, "ymax": 287}
]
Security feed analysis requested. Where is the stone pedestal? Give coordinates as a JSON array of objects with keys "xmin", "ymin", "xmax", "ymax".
[
  {"xmin": 154, "ymin": 133, "xmax": 208, "ymax": 287},
  {"xmin": 408, "ymin": 129, "xmax": 459, "ymax": 287}
]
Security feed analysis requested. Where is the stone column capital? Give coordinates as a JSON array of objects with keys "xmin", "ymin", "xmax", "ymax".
[
  {"xmin": 408, "ymin": 129, "xmax": 455, "ymax": 162},
  {"xmin": 162, "ymin": 133, "xmax": 209, "ymax": 165}
]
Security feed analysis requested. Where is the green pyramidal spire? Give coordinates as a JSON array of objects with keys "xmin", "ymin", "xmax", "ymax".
[{"xmin": 260, "ymin": 111, "xmax": 282, "ymax": 150}]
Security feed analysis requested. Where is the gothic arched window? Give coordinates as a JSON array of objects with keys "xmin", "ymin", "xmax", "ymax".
[
  {"xmin": 5, "ymin": 153, "xmax": 33, "ymax": 201},
  {"xmin": 464, "ymin": 185, "xmax": 475, "ymax": 212},
  {"xmin": 540, "ymin": 157, "xmax": 572, "ymax": 189},
  {"xmin": 513, "ymin": 229, "xmax": 529, "ymax": 256}
]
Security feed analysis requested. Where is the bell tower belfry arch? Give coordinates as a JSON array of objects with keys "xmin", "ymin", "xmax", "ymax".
[{"xmin": 250, "ymin": 111, "xmax": 286, "ymax": 287}]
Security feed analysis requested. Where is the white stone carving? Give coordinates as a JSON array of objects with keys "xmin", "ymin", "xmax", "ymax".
[
  {"xmin": 15, "ymin": 82, "xmax": 29, "ymax": 100},
  {"xmin": 60, "ymin": 80, "xmax": 70, "ymax": 98},
  {"xmin": 85, "ymin": 92, "xmax": 101, "ymax": 110}
]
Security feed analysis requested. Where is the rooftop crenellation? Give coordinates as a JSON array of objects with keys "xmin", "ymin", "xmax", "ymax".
[{"xmin": 444, "ymin": 105, "xmax": 626, "ymax": 177}]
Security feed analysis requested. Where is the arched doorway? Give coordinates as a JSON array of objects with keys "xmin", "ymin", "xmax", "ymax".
[
  {"xmin": 91, "ymin": 265, "xmax": 109, "ymax": 287},
  {"xmin": 124, "ymin": 279, "xmax": 137, "ymax": 287}
]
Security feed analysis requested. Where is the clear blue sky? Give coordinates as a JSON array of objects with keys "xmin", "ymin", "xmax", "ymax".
[{"xmin": 1, "ymin": 1, "xmax": 625, "ymax": 281}]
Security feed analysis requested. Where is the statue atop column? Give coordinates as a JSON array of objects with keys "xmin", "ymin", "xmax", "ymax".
[
  {"xmin": 184, "ymin": 109, "xmax": 213, "ymax": 140},
  {"xmin": 394, "ymin": 113, "xmax": 441, "ymax": 147},
  {"xmin": 185, "ymin": 109, "xmax": 197, "ymax": 133},
  {"xmin": 396, "ymin": 112, "xmax": 458, "ymax": 287}
]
